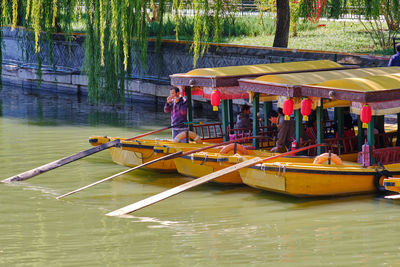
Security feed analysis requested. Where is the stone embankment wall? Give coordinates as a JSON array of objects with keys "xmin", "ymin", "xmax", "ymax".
[{"xmin": 2, "ymin": 27, "xmax": 390, "ymax": 101}]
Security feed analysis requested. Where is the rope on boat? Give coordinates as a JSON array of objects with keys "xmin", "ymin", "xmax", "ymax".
[
  {"xmin": 374, "ymin": 162, "xmax": 393, "ymax": 193},
  {"xmin": 200, "ymin": 153, "xmax": 207, "ymax": 165}
]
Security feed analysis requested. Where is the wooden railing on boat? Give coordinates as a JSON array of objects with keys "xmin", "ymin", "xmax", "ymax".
[
  {"xmin": 302, "ymin": 131, "xmax": 397, "ymax": 156},
  {"xmin": 227, "ymin": 126, "xmax": 277, "ymax": 148},
  {"xmin": 193, "ymin": 121, "xmax": 397, "ymax": 157},
  {"xmin": 193, "ymin": 122, "xmax": 223, "ymax": 141},
  {"xmin": 193, "ymin": 122, "xmax": 276, "ymax": 147}
]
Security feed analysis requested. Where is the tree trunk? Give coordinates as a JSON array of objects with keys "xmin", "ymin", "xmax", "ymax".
[{"xmin": 273, "ymin": 0, "xmax": 290, "ymax": 48}]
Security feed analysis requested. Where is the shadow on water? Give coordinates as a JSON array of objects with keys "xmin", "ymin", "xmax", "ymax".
[
  {"xmin": 0, "ymin": 84, "xmax": 172, "ymax": 128},
  {"xmin": 243, "ymin": 189, "xmax": 395, "ymax": 209}
]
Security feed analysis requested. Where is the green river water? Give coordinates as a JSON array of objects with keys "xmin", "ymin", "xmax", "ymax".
[{"xmin": 1, "ymin": 85, "xmax": 400, "ymax": 266}]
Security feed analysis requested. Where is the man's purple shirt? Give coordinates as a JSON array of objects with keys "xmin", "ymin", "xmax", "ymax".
[{"xmin": 164, "ymin": 97, "xmax": 188, "ymax": 127}]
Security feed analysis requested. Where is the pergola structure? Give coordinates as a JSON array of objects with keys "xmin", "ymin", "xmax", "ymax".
[
  {"xmin": 239, "ymin": 68, "xmax": 400, "ymax": 163},
  {"xmin": 170, "ymin": 60, "xmax": 354, "ymax": 148}
]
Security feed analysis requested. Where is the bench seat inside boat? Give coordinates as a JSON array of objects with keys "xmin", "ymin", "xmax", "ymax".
[{"xmin": 372, "ymin": 146, "xmax": 400, "ymax": 165}]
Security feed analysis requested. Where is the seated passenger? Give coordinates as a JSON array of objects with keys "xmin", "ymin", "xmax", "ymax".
[
  {"xmin": 305, "ymin": 110, "xmax": 317, "ymax": 141},
  {"xmin": 234, "ymin": 105, "xmax": 252, "ymax": 129},
  {"xmin": 268, "ymin": 108, "xmax": 296, "ymax": 152},
  {"xmin": 343, "ymin": 109, "xmax": 355, "ymax": 137}
]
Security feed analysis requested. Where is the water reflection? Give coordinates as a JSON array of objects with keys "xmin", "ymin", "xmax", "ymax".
[{"xmin": 0, "ymin": 84, "xmax": 171, "ymax": 127}]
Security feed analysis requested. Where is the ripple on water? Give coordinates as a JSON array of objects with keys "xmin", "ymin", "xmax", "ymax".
[{"xmin": 2, "ymin": 86, "xmax": 400, "ymax": 265}]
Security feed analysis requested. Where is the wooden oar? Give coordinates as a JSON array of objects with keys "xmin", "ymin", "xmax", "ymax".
[
  {"xmin": 105, "ymin": 143, "xmax": 325, "ymax": 217},
  {"xmin": 124, "ymin": 121, "xmax": 199, "ymax": 141},
  {"xmin": 2, "ymin": 122, "xmax": 198, "ymax": 183},
  {"xmin": 1, "ymin": 139, "xmax": 121, "ymax": 183},
  {"xmin": 56, "ymin": 136, "xmax": 259, "ymax": 199},
  {"xmin": 385, "ymin": 194, "xmax": 400, "ymax": 199}
]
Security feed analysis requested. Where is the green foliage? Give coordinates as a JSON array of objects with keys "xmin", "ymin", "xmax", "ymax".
[
  {"xmin": 297, "ymin": 20, "xmax": 317, "ymax": 31},
  {"xmin": 149, "ymin": 15, "xmax": 275, "ymax": 40},
  {"xmin": 4, "ymin": 0, "xmax": 398, "ymax": 104},
  {"xmin": 348, "ymin": 0, "xmax": 400, "ymax": 48},
  {"xmin": 227, "ymin": 20, "xmax": 394, "ymax": 55},
  {"xmin": 222, "ymin": 16, "xmax": 275, "ymax": 37}
]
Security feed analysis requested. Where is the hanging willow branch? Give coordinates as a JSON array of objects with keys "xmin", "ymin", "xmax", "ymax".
[
  {"xmin": 1, "ymin": 0, "xmax": 291, "ymax": 103},
  {"xmin": 5, "ymin": 0, "xmax": 214, "ymax": 103}
]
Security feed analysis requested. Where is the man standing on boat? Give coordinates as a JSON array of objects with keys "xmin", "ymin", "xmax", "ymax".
[
  {"xmin": 388, "ymin": 43, "xmax": 400, "ymax": 66},
  {"xmin": 267, "ymin": 108, "xmax": 295, "ymax": 152},
  {"xmin": 234, "ymin": 104, "xmax": 252, "ymax": 129},
  {"xmin": 164, "ymin": 87, "xmax": 188, "ymax": 141}
]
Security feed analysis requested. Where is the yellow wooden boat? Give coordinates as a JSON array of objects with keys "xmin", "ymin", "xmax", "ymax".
[
  {"xmin": 383, "ymin": 177, "xmax": 400, "ymax": 193},
  {"xmin": 236, "ymin": 70, "xmax": 400, "ymax": 196},
  {"xmin": 240, "ymin": 160, "xmax": 400, "ymax": 197},
  {"xmin": 89, "ymin": 135, "xmax": 223, "ymax": 172},
  {"xmin": 90, "ymin": 62, "xmax": 400, "ymax": 197},
  {"xmin": 174, "ymin": 149, "xmax": 277, "ymax": 184},
  {"xmin": 173, "ymin": 67, "xmax": 400, "ymax": 185},
  {"xmin": 88, "ymin": 60, "xmax": 349, "ymax": 173}
]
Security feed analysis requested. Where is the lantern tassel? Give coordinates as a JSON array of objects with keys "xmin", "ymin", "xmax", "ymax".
[
  {"xmin": 284, "ymin": 115, "xmax": 290, "ymax": 120},
  {"xmin": 213, "ymin": 106, "xmax": 218, "ymax": 111},
  {"xmin": 303, "ymin": 115, "xmax": 308, "ymax": 121},
  {"xmin": 362, "ymin": 122, "xmax": 368, "ymax": 128}
]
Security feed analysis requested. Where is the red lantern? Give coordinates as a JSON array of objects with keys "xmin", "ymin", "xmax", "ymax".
[
  {"xmin": 211, "ymin": 90, "xmax": 221, "ymax": 111},
  {"xmin": 283, "ymin": 99, "xmax": 294, "ymax": 120},
  {"xmin": 360, "ymin": 104, "xmax": 372, "ymax": 128},
  {"xmin": 301, "ymin": 98, "xmax": 312, "ymax": 121}
]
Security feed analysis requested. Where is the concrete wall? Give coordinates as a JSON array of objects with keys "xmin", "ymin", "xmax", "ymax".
[{"xmin": 2, "ymin": 27, "xmax": 391, "ymax": 100}]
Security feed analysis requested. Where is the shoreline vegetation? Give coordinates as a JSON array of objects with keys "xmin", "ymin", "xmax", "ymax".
[
  {"xmin": 5, "ymin": 1, "xmax": 398, "ymax": 104},
  {"xmin": 147, "ymin": 16, "xmax": 395, "ymax": 56}
]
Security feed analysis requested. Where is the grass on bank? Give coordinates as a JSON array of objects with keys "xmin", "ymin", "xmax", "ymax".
[
  {"xmin": 71, "ymin": 14, "xmax": 394, "ymax": 55},
  {"xmin": 224, "ymin": 19, "xmax": 393, "ymax": 55},
  {"xmin": 148, "ymin": 16, "xmax": 395, "ymax": 55}
]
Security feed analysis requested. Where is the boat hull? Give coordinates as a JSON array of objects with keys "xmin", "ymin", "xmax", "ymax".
[
  {"xmin": 240, "ymin": 161, "xmax": 400, "ymax": 197},
  {"xmin": 89, "ymin": 136, "xmax": 222, "ymax": 172},
  {"xmin": 174, "ymin": 154, "xmax": 244, "ymax": 184},
  {"xmin": 173, "ymin": 150, "xmax": 278, "ymax": 184}
]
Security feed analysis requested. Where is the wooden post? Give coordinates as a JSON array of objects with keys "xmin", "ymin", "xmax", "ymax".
[
  {"xmin": 367, "ymin": 116, "xmax": 375, "ymax": 165},
  {"xmin": 222, "ymin": 100, "xmax": 229, "ymax": 141},
  {"xmin": 185, "ymin": 86, "xmax": 193, "ymax": 131},
  {"xmin": 336, "ymin": 107, "xmax": 344, "ymax": 154},
  {"xmin": 376, "ymin": 115, "xmax": 384, "ymax": 133},
  {"xmin": 295, "ymin": 109, "xmax": 302, "ymax": 143},
  {"xmin": 228, "ymin": 99, "xmax": 234, "ymax": 129},
  {"xmin": 253, "ymin": 93, "xmax": 260, "ymax": 149},
  {"xmin": 397, "ymin": 113, "xmax": 400, "ymax": 146},
  {"xmin": 336, "ymin": 107, "xmax": 344, "ymax": 138},
  {"xmin": 357, "ymin": 115, "xmax": 365, "ymax": 151},
  {"xmin": 316, "ymin": 102, "xmax": 324, "ymax": 155},
  {"xmin": 295, "ymin": 109, "xmax": 303, "ymax": 155},
  {"xmin": 263, "ymin": 101, "xmax": 272, "ymax": 126}
]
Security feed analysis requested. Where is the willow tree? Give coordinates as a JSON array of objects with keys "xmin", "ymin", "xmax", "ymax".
[
  {"xmin": 2, "ymin": 0, "xmax": 363, "ymax": 104},
  {"xmin": 350, "ymin": 0, "xmax": 400, "ymax": 48},
  {"xmin": 3, "ymin": 0, "xmax": 228, "ymax": 103}
]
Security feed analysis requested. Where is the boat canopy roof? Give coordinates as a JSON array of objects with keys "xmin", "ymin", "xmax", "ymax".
[
  {"xmin": 183, "ymin": 60, "xmax": 342, "ymax": 77},
  {"xmin": 314, "ymin": 73, "xmax": 400, "ymax": 92},
  {"xmin": 253, "ymin": 67, "xmax": 400, "ymax": 86},
  {"xmin": 309, "ymin": 73, "xmax": 400, "ymax": 115},
  {"xmin": 239, "ymin": 67, "xmax": 400, "ymax": 114},
  {"xmin": 300, "ymin": 73, "xmax": 400, "ymax": 103},
  {"xmin": 239, "ymin": 67, "xmax": 400, "ymax": 100},
  {"xmin": 170, "ymin": 60, "xmax": 347, "ymax": 88}
]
